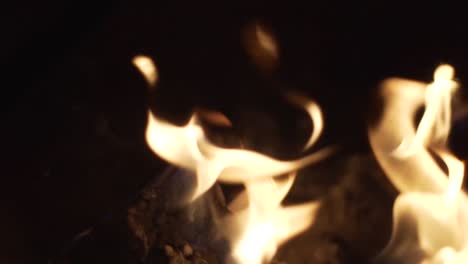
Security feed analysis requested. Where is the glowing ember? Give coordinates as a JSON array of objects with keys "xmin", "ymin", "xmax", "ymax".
[
  {"xmin": 369, "ymin": 64, "xmax": 468, "ymax": 263},
  {"xmin": 133, "ymin": 55, "xmax": 333, "ymax": 263}
]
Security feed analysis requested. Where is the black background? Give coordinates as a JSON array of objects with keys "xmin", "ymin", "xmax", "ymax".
[{"xmin": 2, "ymin": 0, "xmax": 468, "ymax": 263}]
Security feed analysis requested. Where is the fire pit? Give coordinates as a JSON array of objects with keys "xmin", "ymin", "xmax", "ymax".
[
  {"xmin": 2, "ymin": 2, "xmax": 468, "ymax": 264},
  {"xmin": 54, "ymin": 58, "xmax": 466, "ymax": 264}
]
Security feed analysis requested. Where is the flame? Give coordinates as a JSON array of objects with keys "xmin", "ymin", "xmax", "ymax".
[
  {"xmin": 369, "ymin": 64, "xmax": 468, "ymax": 263},
  {"xmin": 243, "ymin": 22, "xmax": 279, "ymax": 73},
  {"xmin": 391, "ymin": 65, "xmax": 458, "ymax": 159},
  {"xmin": 254, "ymin": 24, "xmax": 278, "ymax": 59},
  {"xmin": 230, "ymin": 199, "xmax": 319, "ymax": 264},
  {"xmin": 132, "ymin": 55, "xmax": 159, "ymax": 86},
  {"xmin": 133, "ymin": 55, "xmax": 333, "ymax": 263},
  {"xmin": 228, "ymin": 174, "xmax": 320, "ymax": 264},
  {"xmin": 287, "ymin": 93, "xmax": 324, "ymax": 151}
]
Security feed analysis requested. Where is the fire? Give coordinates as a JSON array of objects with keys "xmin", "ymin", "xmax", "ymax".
[
  {"xmin": 133, "ymin": 42, "xmax": 467, "ymax": 262},
  {"xmin": 132, "ymin": 55, "xmax": 159, "ymax": 87},
  {"xmin": 134, "ymin": 55, "xmax": 333, "ymax": 263},
  {"xmin": 243, "ymin": 22, "xmax": 279, "ymax": 73},
  {"xmin": 226, "ymin": 174, "xmax": 320, "ymax": 264},
  {"xmin": 254, "ymin": 24, "xmax": 278, "ymax": 61},
  {"xmin": 369, "ymin": 64, "xmax": 468, "ymax": 263}
]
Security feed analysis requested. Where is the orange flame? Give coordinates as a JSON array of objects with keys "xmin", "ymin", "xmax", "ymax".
[
  {"xmin": 132, "ymin": 55, "xmax": 159, "ymax": 87},
  {"xmin": 133, "ymin": 55, "xmax": 333, "ymax": 263},
  {"xmin": 370, "ymin": 64, "xmax": 468, "ymax": 263},
  {"xmin": 243, "ymin": 22, "xmax": 279, "ymax": 73}
]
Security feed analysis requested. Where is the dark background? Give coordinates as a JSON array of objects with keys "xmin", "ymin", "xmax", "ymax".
[{"xmin": 1, "ymin": 0, "xmax": 468, "ymax": 263}]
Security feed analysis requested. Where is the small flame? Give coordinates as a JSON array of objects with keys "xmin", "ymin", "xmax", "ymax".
[
  {"xmin": 132, "ymin": 55, "xmax": 159, "ymax": 86},
  {"xmin": 134, "ymin": 55, "xmax": 333, "ymax": 263},
  {"xmin": 254, "ymin": 24, "xmax": 278, "ymax": 59},
  {"xmin": 369, "ymin": 64, "xmax": 468, "ymax": 263},
  {"xmin": 196, "ymin": 107, "xmax": 233, "ymax": 127},
  {"xmin": 230, "ymin": 197, "xmax": 319, "ymax": 264},
  {"xmin": 287, "ymin": 93, "xmax": 324, "ymax": 151},
  {"xmin": 392, "ymin": 64, "xmax": 458, "ymax": 159},
  {"xmin": 243, "ymin": 22, "xmax": 279, "ymax": 73},
  {"xmin": 225, "ymin": 174, "xmax": 319, "ymax": 264}
]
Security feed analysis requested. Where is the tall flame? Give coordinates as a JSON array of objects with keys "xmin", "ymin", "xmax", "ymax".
[
  {"xmin": 369, "ymin": 64, "xmax": 468, "ymax": 263},
  {"xmin": 134, "ymin": 55, "xmax": 333, "ymax": 263}
]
